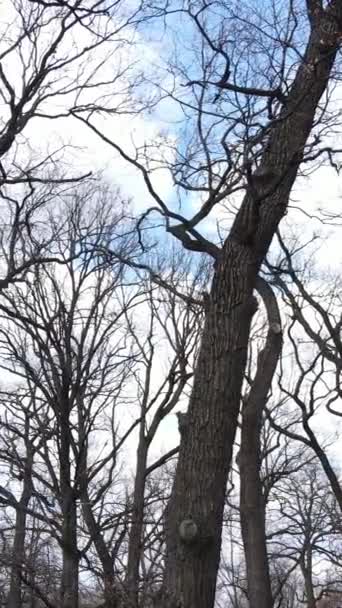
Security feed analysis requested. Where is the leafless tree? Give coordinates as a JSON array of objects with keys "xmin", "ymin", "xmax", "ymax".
[
  {"xmin": 238, "ymin": 278, "xmax": 282, "ymax": 608},
  {"xmin": 0, "ymin": 180, "xmax": 208, "ymax": 607},
  {"xmin": 2, "ymin": 1, "xmax": 342, "ymax": 606},
  {"xmin": 265, "ymin": 230, "xmax": 342, "ymax": 514},
  {"xmin": 123, "ymin": 267, "xmax": 203, "ymax": 607},
  {"xmin": 0, "ymin": 0, "xmax": 164, "ymax": 300},
  {"xmin": 0, "ymin": 185, "xmax": 144, "ymax": 608},
  {"xmin": 72, "ymin": 1, "xmax": 342, "ymax": 604},
  {"xmin": 0, "ymin": 390, "xmax": 52, "ymax": 608},
  {"xmin": 269, "ymin": 463, "xmax": 342, "ymax": 608}
]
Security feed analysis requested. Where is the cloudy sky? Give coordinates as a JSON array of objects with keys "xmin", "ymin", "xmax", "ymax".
[{"xmin": 1, "ymin": 0, "xmax": 342, "ymax": 471}]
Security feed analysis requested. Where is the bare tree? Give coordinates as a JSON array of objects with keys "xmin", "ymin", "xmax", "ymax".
[
  {"xmin": 0, "ymin": 185, "xmax": 143, "ymax": 608},
  {"xmin": 270, "ymin": 463, "xmax": 342, "ymax": 608},
  {"xmin": 0, "ymin": 392, "xmax": 47, "ymax": 608},
  {"xmin": 239, "ymin": 278, "xmax": 282, "ymax": 608},
  {"xmin": 124, "ymin": 268, "xmax": 203, "ymax": 607},
  {"xmin": 73, "ymin": 1, "xmax": 342, "ymax": 604},
  {"xmin": 0, "ymin": 183, "xmax": 207, "ymax": 608},
  {"xmin": 0, "ymin": 0, "xmax": 163, "ymax": 300},
  {"xmin": 266, "ymin": 230, "xmax": 342, "ymax": 514},
  {"xmin": 2, "ymin": 1, "xmax": 342, "ymax": 606}
]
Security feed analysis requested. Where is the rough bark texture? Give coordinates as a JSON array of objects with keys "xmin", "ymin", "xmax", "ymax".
[
  {"xmin": 163, "ymin": 6, "xmax": 342, "ymax": 607},
  {"xmin": 239, "ymin": 279, "xmax": 282, "ymax": 608},
  {"xmin": 164, "ymin": 244, "xmax": 258, "ymax": 608}
]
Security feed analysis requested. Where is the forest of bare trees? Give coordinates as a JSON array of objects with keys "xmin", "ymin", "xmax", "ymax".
[{"xmin": 1, "ymin": 0, "xmax": 342, "ymax": 607}]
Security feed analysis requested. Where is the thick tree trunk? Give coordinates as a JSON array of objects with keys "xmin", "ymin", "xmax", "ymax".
[
  {"xmin": 300, "ymin": 552, "xmax": 316, "ymax": 608},
  {"xmin": 163, "ymin": 8, "xmax": 342, "ymax": 607},
  {"xmin": 126, "ymin": 438, "xmax": 148, "ymax": 608},
  {"xmin": 239, "ymin": 279, "xmax": 282, "ymax": 608},
  {"xmin": 164, "ymin": 245, "xmax": 259, "ymax": 608},
  {"xmin": 7, "ymin": 454, "xmax": 33, "ymax": 608}
]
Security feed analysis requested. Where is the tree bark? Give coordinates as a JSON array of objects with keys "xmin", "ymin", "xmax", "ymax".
[
  {"xmin": 7, "ymin": 451, "xmax": 33, "ymax": 608},
  {"xmin": 239, "ymin": 279, "xmax": 282, "ymax": 608},
  {"xmin": 300, "ymin": 552, "xmax": 316, "ymax": 608},
  {"xmin": 60, "ymin": 408, "xmax": 79, "ymax": 608},
  {"xmin": 163, "ymin": 7, "xmax": 342, "ymax": 607},
  {"xmin": 81, "ymin": 491, "xmax": 118, "ymax": 608},
  {"xmin": 126, "ymin": 438, "xmax": 148, "ymax": 608},
  {"xmin": 60, "ymin": 489, "xmax": 79, "ymax": 608}
]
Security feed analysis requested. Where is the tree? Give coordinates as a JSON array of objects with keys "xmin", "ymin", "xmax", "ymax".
[
  {"xmin": 0, "ymin": 184, "xmax": 143, "ymax": 608},
  {"xmin": 76, "ymin": 1, "xmax": 342, "ymax": 605},
  {"xmin": 2, "ymin": 1, "xmax": 342, "ymax": 606},
  {"xmin": 266, "ymin": 230, "xmax": 342, "ymax": 514},
  {"xmin": 124, "ymin": 273, "xmax": 203, "ymax": 608},
  {"xmin": 0, "ymin": 178, "xmax": 207, "ymax": 607},
  {"xmin": 0, "ymin": 0, "xmax": 150, "ymax": 294},
  {"xmin": 270, "ymin": 463, "xmax": 342, "ymax": 608},
  {"xmin": 1, "ymin": 394, "xmax": 41, "ymax": 608},
  {"xmin": 239, "ymin": 278, "xmax": 282, "ymax": 608}
]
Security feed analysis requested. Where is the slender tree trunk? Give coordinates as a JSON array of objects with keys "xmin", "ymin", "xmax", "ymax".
[
  {"xmin": 303, "ymin": 420, "xmax": 342, "ymax": 512},
  {"xmin": 163, "ymin": 9, "xmax": 342, "ymax": 606},
  {"xmin": 7, "ymin": 453, "xmax": 33, "ymax": 608},
  {"xmin": 60, "ymin": 407, "xmax": 79, "ymax": 608},
  {"xmin": 81, "ymin": 492, "xmax": 118, "ymax": 608},
  {"xmin": 270, "ymin": 274, "xmax": 342, "ymax": 512},
  {"xmin": 126, "ymin": 437, "xmax": 148, "ymax": 608},
  {"xmin": 78, "ymin": 392, "xmax": 119, "ymax": 608},
  {"xmin": 239, "ymin": 279, "xmax": 282, "ymax": 608}
]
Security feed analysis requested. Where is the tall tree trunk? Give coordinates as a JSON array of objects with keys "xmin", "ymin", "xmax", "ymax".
[
  {"xmin": 61, "ymin": 488, "xmax": 79, "ymax": 608},
  {"xmin": 60, "ymin": 407, "xmax": 79, "ymax": 608},
  {"xmin": 239, "ymin": 279, "xmax": 282, "ymax": 608},
  {"xmin": 300, "ymin": 551, "xmax": 316, "ymax": 608},
  {"xmin": 163, "ymin": 7, "xmax": 342, "ymax": 607},
  {"xmin": 81, "ymin": 492, "xmax": 118, "ymax": 608},
  {"xmin": 126, "ymin": 437, "xmax": 148, "ymax": 608},
  {"xmin": 7, "ymin": 452, "xmax": 33, "ymax": 608},
  {"xmin": 78, "ymin": 397, "xmax": 119, "ymax": 608}
]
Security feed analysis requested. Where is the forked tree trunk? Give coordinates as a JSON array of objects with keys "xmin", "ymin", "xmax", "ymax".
[
  {"xmin": 239, "ymin": 279, "xmax": 282, "ymax": 608},
  {"xmin": 163, "ymin": 7, "xmax": 342, "ymax": 607},
  {"xmin": 81, "ymin": 491, "xmax": 118, "ymax": 608}
]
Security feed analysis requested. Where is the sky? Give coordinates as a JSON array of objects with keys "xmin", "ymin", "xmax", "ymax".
[
  {"xmin": 2, "ymin": 5, "xmax": 342, "ymax": 605},
  {"xmin": 1, "ymin": 0, "xmax": 342, "ymax": 546},
  {"xmin": 1, "ymin": 0, "xmax": 342, "ymax": 443}
]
